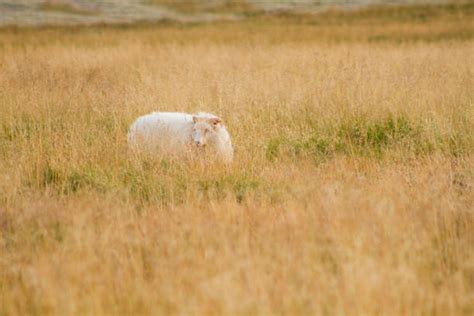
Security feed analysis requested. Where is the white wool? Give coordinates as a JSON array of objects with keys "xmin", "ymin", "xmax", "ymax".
[{"xmin": 127, "ymin": 111, "xmax": 234, "ymax": 164}]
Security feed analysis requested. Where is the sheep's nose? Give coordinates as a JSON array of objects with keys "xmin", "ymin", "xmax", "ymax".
[{"xmin": 195, "ymin": 141, "xmax": 207, "ymax": 148}]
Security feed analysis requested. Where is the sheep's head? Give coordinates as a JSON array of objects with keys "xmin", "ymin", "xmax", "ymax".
[
  {"xmin": 191, "ymin": 114, "xmax": 222, "ymax": 148},
  {"xmin": 192, "ymin": 113, "xmax": 222, "ymax": 127}
]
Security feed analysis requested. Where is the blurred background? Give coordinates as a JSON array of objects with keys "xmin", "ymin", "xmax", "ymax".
[{"xmin": 0, "ymin": 0, "xmax": 454, "ymax": 26}]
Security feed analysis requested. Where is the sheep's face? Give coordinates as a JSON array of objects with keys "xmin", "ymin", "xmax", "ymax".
[
  {"xmin": 191, "ymin": 122, "xmax": 216, "ymax": 148},
  {"xmin": 191, "ymin": 114, "xmax": 222, "ymax": 148}
]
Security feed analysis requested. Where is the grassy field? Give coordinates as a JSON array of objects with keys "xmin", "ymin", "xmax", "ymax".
[{"xmin": 0, "ymin": 3, "xmax": 473, "ymax": 315}]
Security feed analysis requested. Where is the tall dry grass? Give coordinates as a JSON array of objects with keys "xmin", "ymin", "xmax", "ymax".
[{"xmin": 0, "ymin": 5, "xmax": 473, "ymax": 315}]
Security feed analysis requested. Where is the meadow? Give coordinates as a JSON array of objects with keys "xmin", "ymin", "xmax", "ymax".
[{"xmin": 0, "ymin": 3, "xmax": 473, "ymax": 315}]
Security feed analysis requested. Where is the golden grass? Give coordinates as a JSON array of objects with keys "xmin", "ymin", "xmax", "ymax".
[
  {"xmin": 39, "ymin": 1, "xmax": 98, "ymax": 16},
  {"xmin": 144, "ymin": 0, "xmax": 257, "ymax": 14},
  {"xmin": 1, "ymin": 4, "xmax": 473, "ymax": 315}
]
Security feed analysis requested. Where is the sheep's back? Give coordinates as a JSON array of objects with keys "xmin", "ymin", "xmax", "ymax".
[{"xmin": 128, "ymin": 112, "xmax": 193, "ymax": 154}]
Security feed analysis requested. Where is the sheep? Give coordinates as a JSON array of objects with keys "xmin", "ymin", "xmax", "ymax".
[{"xmin": 127, "ymin": 111, "xmax": 234, "ymax": 164}]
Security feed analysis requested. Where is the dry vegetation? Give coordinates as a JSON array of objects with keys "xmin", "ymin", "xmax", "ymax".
[
  {"xmin": 0, "ymin": 3, "xmax": 473, "ymax": 315},
  {"xmin": 144, "ymin": 0, "xmax": 257, "ymax": 14}
]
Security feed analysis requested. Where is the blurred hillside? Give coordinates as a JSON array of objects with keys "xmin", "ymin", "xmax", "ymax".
[{"xmin": 0, "ymin": 0, "xmax": 454, "ymax": 26}]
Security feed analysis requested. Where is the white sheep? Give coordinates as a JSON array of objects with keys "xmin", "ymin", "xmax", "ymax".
[{"xmin": 127, "ymin": 111, "xmax": 234, "ymax": 164}]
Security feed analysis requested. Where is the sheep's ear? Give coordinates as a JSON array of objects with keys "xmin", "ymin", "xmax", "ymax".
[{"xmin": 210, "ymin": 117, "xmax": 222, "ymax": 128}]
